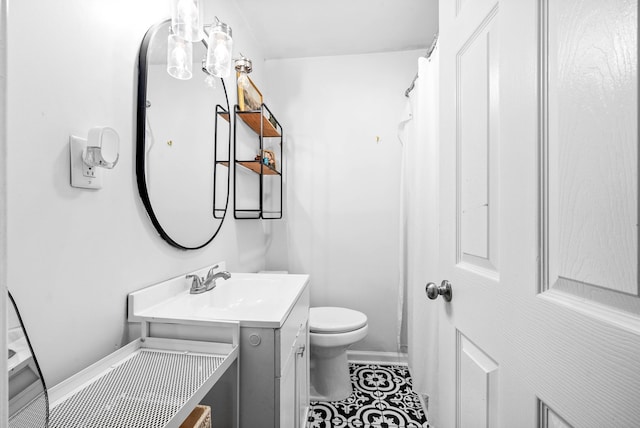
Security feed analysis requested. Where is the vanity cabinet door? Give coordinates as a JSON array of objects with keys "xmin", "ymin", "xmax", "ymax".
[
  {"xmin": 295, "ymin": 322, "xmax": 309, "ymax": 428},
  {"xmin": 278, "ymin": 321, "xmax": 309, "ymax": 428},
  {"xmin": 276, "ymin": 286, "xmax": 309, "ymax": 377},
  {"xmin": 278, "ymin": 348, "xmax": 297, "ymax": 428}
]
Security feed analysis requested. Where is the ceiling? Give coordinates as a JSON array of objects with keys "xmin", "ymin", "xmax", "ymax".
[{"xmin": 233, "ymin": 0, "xmax": 439, "ymax": 60}]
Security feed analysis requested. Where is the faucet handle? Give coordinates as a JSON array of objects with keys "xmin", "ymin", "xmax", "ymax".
[
  {"xmin": 205, "ymin": 267, "xmax": 218, "ymax": 282},
  {"xmin": 186, "ymin": 274, "xmax": 204, "ymax": 292}
]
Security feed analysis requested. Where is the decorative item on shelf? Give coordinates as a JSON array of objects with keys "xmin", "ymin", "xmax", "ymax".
[
  {"xmin": 268, "ymin": 113, "xmax": 278, "ymax": 130},
  {"xmin": 235, "ymin": 55, "xmax": 263, "ymax": 111},
  {"xmin": 242, "ymin": 77, "xmax": 262, "ymax": 111},
  {"xmin": 254, "ymin": 149, "xmax": 277, "ymax": 170},
  {"xmin": 179, "ymin": 404, "xmax": 212, "ymax": 428}
]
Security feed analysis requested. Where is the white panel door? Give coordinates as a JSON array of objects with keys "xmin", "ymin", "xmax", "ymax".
[{"xmin": 431, "ymin": 0, "xmax": 640, "ymax": 427}]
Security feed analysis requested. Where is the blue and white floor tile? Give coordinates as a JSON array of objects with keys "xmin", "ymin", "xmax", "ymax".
[{"xmin": 307, "ymin": 363, "xmax": 429, "ymax": 428}]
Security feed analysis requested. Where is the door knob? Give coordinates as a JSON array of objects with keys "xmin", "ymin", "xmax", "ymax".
[{"xmin": 425, "ymin": 280, "xmax": 453, "ymax": 302}]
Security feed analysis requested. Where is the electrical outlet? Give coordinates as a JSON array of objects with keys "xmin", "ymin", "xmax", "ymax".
[
  {"xmin": 69, "ymin": 136, "xmax": 102, "ymax": 189},
  {"xmin": 83, "ymin": 165, "xmax": 95, "ymax": 178}
]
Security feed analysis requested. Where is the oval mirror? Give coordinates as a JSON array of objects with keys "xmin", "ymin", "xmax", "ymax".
[{"xmin": 136, "ymin": 19, "xmax": 231, "ymax": 250}]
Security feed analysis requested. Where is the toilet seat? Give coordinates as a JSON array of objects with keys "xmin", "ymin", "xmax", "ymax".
[{"xmin": 310, "ymin": 307, "xmax": 368, "ymax": 334}]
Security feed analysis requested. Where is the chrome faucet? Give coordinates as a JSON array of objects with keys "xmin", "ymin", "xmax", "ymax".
[
  {"xmin": 187, "ymin": 267, "xmax": 231, "ymax": 294},
  {"xmin": 204, "ymin": 268, "xmax": 231, "ymax": 290}
]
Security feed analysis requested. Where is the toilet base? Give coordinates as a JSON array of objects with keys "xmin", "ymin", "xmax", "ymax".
[{"xmin": 310, "ymin": 346, "xmax": 352, "ymax": 402}]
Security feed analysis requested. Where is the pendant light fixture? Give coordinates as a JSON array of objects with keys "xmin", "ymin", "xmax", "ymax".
[
  {"xmin": 202, "ymin": 60, "xmax": 217, "ymax": 89},
  {"xmin": 170, "ymin": 0, "xmax": 202, "ymax": 42},
  {"xmin": 234, "ymin": 54, "xmax": 252, "ymax": 89},
  {"xmin": 166, "ymin": 9, "xmax": 233, "ymax": 82},
  {"xmin": 205, "ymin": 17, "xmax": 233, "ymax": 78},
  {"xmin": 167, "ymin": 32, "xmax": 193, "ymax": 80}
]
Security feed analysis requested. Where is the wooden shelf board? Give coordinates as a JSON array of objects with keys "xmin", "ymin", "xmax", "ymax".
[
  {"xmin": 219, "ymin": 112, "xmax": 231, "ymax": 122},
  {"xmin": 237, "ymin": 111, "xmax": 281, "ymax": 137},
  {"xmin": 237, "ymin": 161, "xmax": 280, "ymax": 176}
]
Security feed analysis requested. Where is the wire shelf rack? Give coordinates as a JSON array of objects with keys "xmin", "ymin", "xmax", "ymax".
[{"xmin": 12, "ymin": 337, "xmax": 237, "ymax": 428}]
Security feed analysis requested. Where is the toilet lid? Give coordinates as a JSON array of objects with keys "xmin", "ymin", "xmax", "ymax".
[{"xmin": 309, "ymin": 307, "xmax": 368, "ymax": 333}]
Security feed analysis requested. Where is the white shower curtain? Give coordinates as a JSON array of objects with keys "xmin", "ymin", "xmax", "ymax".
[
  {"xmin": 400, "ymin": 48, "xmax": 440, "ymax": 400},
  {"xmin": 397, "ymin": 82, "xmax": 413, "ymax": 355}
]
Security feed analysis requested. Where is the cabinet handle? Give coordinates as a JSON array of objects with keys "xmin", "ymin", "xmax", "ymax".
[{"xmin": 296, "ymin": 344, "xmax": 305, "ymax": 357}]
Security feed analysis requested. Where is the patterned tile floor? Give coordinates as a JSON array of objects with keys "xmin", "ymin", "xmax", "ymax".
[{"xmin": 307, "ymin": 363, "xmax": 429, "ymax": 428}]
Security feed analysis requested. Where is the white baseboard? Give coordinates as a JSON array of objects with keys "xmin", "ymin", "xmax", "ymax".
[{"xmin": 347, "ymin": 350, "xmax": 408, "ymax": 365}]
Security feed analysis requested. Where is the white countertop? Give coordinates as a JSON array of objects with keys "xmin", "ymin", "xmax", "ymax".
[{"xmin": 129, "ymin": 272, "xmax": 310, "ymax": 329}]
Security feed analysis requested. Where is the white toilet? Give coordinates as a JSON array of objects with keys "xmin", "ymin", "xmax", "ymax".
[{"xmin": 309, "ymin": 307, "xmax": 368, "ymax": 401}]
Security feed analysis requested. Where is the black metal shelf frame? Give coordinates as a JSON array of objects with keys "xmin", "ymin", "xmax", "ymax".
[
  {"xmin": 233, "ymin": 103, "xmax": 283, "ymax": 220},
  {"xmin": 213, "ymin": 104, "xmax": 230, "ymax": 219}
]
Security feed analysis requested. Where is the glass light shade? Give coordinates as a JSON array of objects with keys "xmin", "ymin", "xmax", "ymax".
[
  {"xmin": 204, "ymin": 74, "xmax": 217, "ymax": 89},
  {"xmin": 234, "ymin": 56, "xmax": 252, "ymax": 89},
  {"xmin": 205, "ymin": 21, "xmax": 233, "ymax": 78},
  {"xmin": 170, "ymin": 0, "xmax": 201, "ymax": 42},
  {"xmin": 237, "ymin": 71, "xmax": 249, "ymax": 89},
  {"xmin": 167, "ymin": 34, "xmax": 193, "ymax": 80}
]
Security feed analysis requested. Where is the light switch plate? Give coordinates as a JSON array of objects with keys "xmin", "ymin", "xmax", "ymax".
[{"xmin": 69, "ymin": 136, "xmax": 102, "ymax": 189}]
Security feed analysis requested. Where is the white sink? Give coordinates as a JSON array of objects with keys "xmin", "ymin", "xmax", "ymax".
[{"xmin": 129, "ymin": 271, "xmax": 310, "ymax": 328}]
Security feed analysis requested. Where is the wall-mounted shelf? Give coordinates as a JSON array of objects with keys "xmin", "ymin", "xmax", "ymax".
[
  {"xmin": 237, "ymin": 160, "xmax": 280, "ymax": 176},
  {"xmin": 219, "ymin": 161, "xmax": 280, "ymax": 176},
  {"xmin": 233, "ymin": 103, "xmax": 283, "ymax": 220},
  {"xmin": 236, "ymin": 111, "xmax": 281, "ymax": 137}
]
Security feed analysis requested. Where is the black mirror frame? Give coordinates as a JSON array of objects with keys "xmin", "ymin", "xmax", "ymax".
[{"xmin": 136, "ymin": 19, "xmax": 231, "ymax": 250}]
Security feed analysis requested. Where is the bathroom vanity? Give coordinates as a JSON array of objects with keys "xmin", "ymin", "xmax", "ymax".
[
  {"xmin": 234, "ymin": 279, "xmax": 309, "ymax": 428},
  {"xmin": 128, "ymin": 268, "xmax": 310, "ymax": 428}
]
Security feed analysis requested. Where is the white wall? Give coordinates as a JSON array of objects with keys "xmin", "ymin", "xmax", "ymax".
[
  {"xmin": 1, "ymin": 0, "xmax": 7, "ymax": 423},
  {"xmin": 6, "ymin": 0, "xmax": 270, "ymax": 387},
  {"xmin": 263, "ymin": 51, "xmax": 422, "ymax": 353}
]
